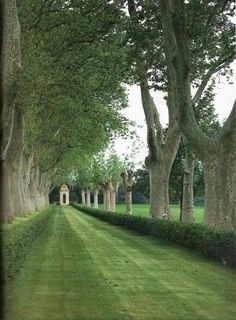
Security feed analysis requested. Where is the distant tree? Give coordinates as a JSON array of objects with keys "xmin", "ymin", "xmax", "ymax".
[
  {"xmin": 105, "ymin": 154, "xmax": 123, "ymax": 212},
  {"xmin": 121, "ymin": 170, "xmax": 133, "ymax": 214},
  {"xmin": 133, "ymin": 166, "xmax": 150, "ymax": 200}
]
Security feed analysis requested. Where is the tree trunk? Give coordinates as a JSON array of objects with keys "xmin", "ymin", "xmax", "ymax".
[
  {"xmin": 103, "ymin": 187, "xmax": 111, "ymax": 211},
  {"xmin": 121, "ymin": 171, "xmax": 133, "ymax": 215},
  {"xmin": 110, "ymin": 190, "xmax": 116, "ymax": 212},
  {"xmin": 110, "ymin": 182, "xmax": 119, "ymax": 213},
  {"xmin": 93, "ymin": 189, "xmax": 99, "ymax": 208},
  {"xmin": 86, "ymin": 189, "xmax": 91, "ymax": 207},
  {"xmin": 81, "ymin": 189, "xmax": 86, "ymax": 205},
  {"xmin": 128, "ymin": 0, "xmax": 181, "ymax": 220},
  {"xmin": 0, "ymin": 0, "xmax": 21, "ymax": 222},
  {"xmin": 20, "ymin": 154, "xmax": 33, "ymax": 212},
  {"xmin": 125, "ymin": 190, "xmax": 132, "ymax": 215},
  {"xmin": 1, "ymin": 111, "xmax": 25, "ymax": 221},
  {"xmin": 182, "ymin": 146, "xmax": 195, "ymax": 222},
  {"xmin": 149, "ymin": 161, "xmax": 171, "ymax": 219},
  {"xmin": 203, "ymin": 149, "xmax": 236, "ymax": 229}
]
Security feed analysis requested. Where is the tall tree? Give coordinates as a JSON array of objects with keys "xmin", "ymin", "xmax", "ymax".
[
  {"xmin": 127, "ymin": 0, "xmax": 181, "ymax": 219},
  {"xmin": 181, "ymin": 88, "xmax": 221, "ymax": 221},
  {"xmin": 125, "ymin": 0, "xmax": 229, "ymax": 220},
  {"xmin": 0, "ymin": 0, "xmax": 21, "ymax": 222},
  {"xmin": 160, "ymin": 0, "xmax": 235, "ymax": 229}
]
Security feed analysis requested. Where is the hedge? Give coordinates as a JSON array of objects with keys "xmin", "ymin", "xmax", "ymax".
[
  {"xmin": 71, "ymin": 204, "xmax": 236, "ymax": 267},
  {"xmin": 0, "ymin": 205, "xmax": 54, "ymax": 282}
]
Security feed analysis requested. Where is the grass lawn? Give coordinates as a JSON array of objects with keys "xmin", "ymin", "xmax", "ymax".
[
  {"xmin": 3, "ymin": 205, "xmax": 235, "ymax": 320},
  {"xmin": 98, "ymin": 203, "xmax": 204, "ymax": 223}
]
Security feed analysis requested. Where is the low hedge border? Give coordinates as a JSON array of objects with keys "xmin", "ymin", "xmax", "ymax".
[
  {"xmin": 71, "ymin": 204, "xmax": 236, "ymax": 267},
  {"xmin": 0, "ymin": 205, "xmax": 54, "ymax": 282}
]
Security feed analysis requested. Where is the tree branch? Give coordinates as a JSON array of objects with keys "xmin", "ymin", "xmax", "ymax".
[
  {"xmin": 192, "ymin": 54, "xmax": 234, "ymax": 105},
  {"xmin": 41, "ymin": 151, "xmax": 64, "ymax": 174},
  {"xmin": 128, "ymin": 0, "xmax": 163, "ymax": 160},
  {"xmin": 217, "ymin": 99, "xmax": 236, "ymax": 141},
  {"xmin": 159, "ymin": 0, "xmax": 216, "ymax": 159}
]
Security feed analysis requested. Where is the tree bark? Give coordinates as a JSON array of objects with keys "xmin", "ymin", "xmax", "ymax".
[
  {"xmin": 1, "ymin": 113, "xmax": 24, "ymax": 221},
  {"xmin": 110, "ymin": 182, "xmax": 119, "ymax": 212},
  {"xmin": 81, "ymin": 189, "xmax": 86, "ymax": 205},
  {"xmin": 0, "ymin": 0, "xmax": 21, "ymax": 222},
  {"xmin": 121, "ymin": 170, "xmax": 133, "ymax": 215},
  {"xmin": 149, "ymin": 162, "xmax": 170, "ymax": 219},
  {"xmin": 182, "ymin": 145, "xmax": 195, "ymax": 222},
  {"xmin": 103, "ymin": 184, "xmax": 111, "ymax": 211},
  {"xmin": 86, "ymin": 189, "xmax": 91, "ymax": 207},
  {"xmin": 93, "ymin": 189, "xmax": 99, "ymax": 208},
  {"xmin": 1, "ymin": 0, "xmax": 21, "ymax": 160},
  {"xmin": 203, "ymin": 140, "xmax": 236, "ymax": 228}
]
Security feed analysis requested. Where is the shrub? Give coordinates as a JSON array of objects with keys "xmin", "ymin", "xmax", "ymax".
[
  {"xmin": 71, "ymin": 203, "xmax": 236, "ymax": 267},
  {"xmin": 0, "ymin": 206, "xmax": 54, "ymax": 282}
]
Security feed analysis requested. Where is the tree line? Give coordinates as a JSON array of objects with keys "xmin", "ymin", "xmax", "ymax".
[{"xmin": 0, "ymin": 0, "xmax": 235, "ymax": 229}]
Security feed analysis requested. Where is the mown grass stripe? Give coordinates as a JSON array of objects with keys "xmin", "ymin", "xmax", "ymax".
[
  {"xmin": 68, "ymin": 207, "xmax": 236, "ymax": 320},
  {"xmin": 3, "ymin": 205, "xmax": 236, "ymax": 320}
]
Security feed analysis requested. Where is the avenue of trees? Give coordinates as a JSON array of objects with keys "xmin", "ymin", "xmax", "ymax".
[
  {"xmin": 1, "ymin": 0, "xmax": 235, "ymax": 229},
  {"xmin": 0, "ymin": 0, "xmax": 130, "ymax": 221}
]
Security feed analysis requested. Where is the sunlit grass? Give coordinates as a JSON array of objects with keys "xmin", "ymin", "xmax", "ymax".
[
  {"xmin": 98, "ymin": 203, "xmax": 204, "ymax": 223},
  {"xmin": 4, "ymin": 206, "xmax": 235, "ymax": 320}
]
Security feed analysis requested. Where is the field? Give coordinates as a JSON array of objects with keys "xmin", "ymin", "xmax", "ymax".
[
  {"xmin": 3, "ymin": 206, "xmax": 236, "ymax": 320},
  {"xmin": 99, "ymin": 204, "xmax": 204, "ymax": 223}
]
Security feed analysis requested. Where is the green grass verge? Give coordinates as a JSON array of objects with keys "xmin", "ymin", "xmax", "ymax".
[
  {"xmin": 98, "ymin": 203, "xmax": 204, "ymax": 223},
  {"xmin": 1, "ymin": 205, "xmax": 54, "ymax": 282},
  {"xmin": 4, "ymin": 205, "xmax": 236, "ymax": 320}
]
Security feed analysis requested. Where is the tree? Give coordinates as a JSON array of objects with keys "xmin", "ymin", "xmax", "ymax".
[
  {"xmin": 181, "ymin": 88, "xmax": 222, "ymax": 222},
  {"xmin": 127, "ymin": 0, "xmax": 181, "ymax": 219},
  {"xmin": 1, "ymin": 0, "xmax": 21, "ymax": 222},
  {"xmin": 90, "ymin": 156, "xmax": 106, "ymax": 209},
  {"xmin": 121, "ymin": 170, "xmax": 133, "ymax": 214},
  {"xmin": 160, "ymin": 0, "xmax": 235, "ymax": 229},
  {"xmin": 105, "ymin": 153, "xmax": 122, "ymax": 212},
  {"xmin": 133, "ymin": 166, "xmax": 150, "ymax": 200},
  {"xmin": 124, "ymin": 0, "xmax": 231, "ymax": 220}
]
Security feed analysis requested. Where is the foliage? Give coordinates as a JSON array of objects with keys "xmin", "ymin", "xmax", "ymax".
[
  {"xmin": 105, "ymin": 153, "xmax": 123, "ymax": 185},
  {"xmin": 132, "ymin": 165, "xmax": 150, "ymax": 199},
  {"xmin": 1, "ymin": 206, "xmax": 54, "ymax": 282},
  {"xmin": 122, "ymin": 0, "xmax": 234, "ymax": 92},
  {"xmin": 72, "ymin": 204, "xmax": 236, "ymax": 267},
  {"xmin": 17, "ymin": 0, "xmax": 131, "ymax": 179}
]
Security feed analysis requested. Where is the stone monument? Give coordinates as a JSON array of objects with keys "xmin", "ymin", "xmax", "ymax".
[{"xmin": 60, "ymin": 184, "xmax": 69, "ymax": 205}]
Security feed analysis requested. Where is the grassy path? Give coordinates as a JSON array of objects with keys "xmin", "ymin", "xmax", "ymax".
[{"xmin": 4, "ymin": 206, "xmax": 236, "ymax": 320}]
